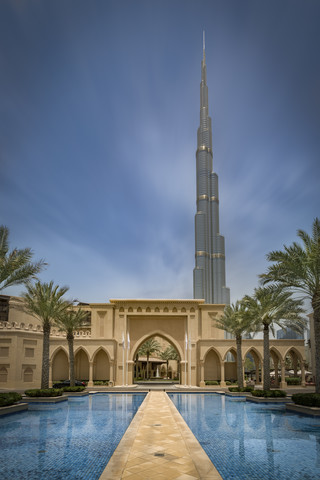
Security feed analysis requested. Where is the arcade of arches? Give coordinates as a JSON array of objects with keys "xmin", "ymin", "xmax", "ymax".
[{"xmin": 0, "ymin": 297, "xmax": 308, "ymax": 390}]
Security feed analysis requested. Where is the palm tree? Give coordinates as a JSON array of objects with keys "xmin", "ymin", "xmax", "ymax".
[
  {"xmin": 22, "ymin": 281, "xmax": 69, "ymax": 388},
  {"xmin": 214, "ymin": 301, "xmax": 254, "ymax": 388},
  {"xmin": 260, "ymin": 218, "xmax": 320, "ymax": 393},
  {"xmin": 160, "ymin": 347, "xmax": 171, "ymax": 378},
  {"xmin": 55, "ymin": 308, "xmax": 89, "ymax": 386},
  {"xmin": 160, "ymin": 345, "xmax": 180, "ymax": 379},
  {"xmin": 167, "ymin": 345, "xmax": 180, "ymax": 380},
  {"xmin": 0, "ymin": 225, "xmax": 45, "ymax": 292},
  {"xmin": 244, "ymin": 286, "xmax": 305, "ymax": 390},
  {"xmin": 137, "ymin": 338, "xmax": 161, "ymax": 379}
]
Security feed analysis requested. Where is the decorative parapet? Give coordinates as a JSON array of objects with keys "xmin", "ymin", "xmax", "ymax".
[
  {"xmin": 0, "ymin": 322, "xmax": 91, "ymax": 337},
  {"xmin": 0, "ymin": 321, "xmax": 42, "ymax": 332}
]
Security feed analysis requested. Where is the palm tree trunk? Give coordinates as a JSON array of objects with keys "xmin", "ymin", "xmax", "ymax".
[
  {"xmin": 312, "ymin": 295, "xmax": 320, "ymax": 394},
  {"xmin": 41, "ymin": 322, "xmax": 50, "ymax": 389},
  {"xmin": 67, "ymin": 331, "xmax": 75, "ymax": 387},
  {"xmin": 263, "ymin": 323, "xmax": 271, "ymax": 391},
  {"xmin": 236, "ymin": 335, "xmax": 244, "ymax": 389}
]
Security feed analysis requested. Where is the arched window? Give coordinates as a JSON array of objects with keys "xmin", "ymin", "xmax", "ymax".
[
  {"xmin": 23, "ymin": 367, "xmax": 33, "ymax": 383},
  {"xmin": 0, "ymin": 367, "xmax": 8, "ymax": 382}
]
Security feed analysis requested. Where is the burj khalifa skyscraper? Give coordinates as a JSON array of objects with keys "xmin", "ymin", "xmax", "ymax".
[{"xmin": 193, "ymin": 34, "xmax": 230, "ymax": 305}]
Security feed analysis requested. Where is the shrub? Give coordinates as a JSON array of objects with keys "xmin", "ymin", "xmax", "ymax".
[
  {"xmin": 63, "ymin": 386, "xmax": 86, "ymax": 392},
  {"xmin": 228, "ymin": 387, "xmax": 253, "ymax": 393},
  {"xmin": 285, "ymin": 377, "xmax": 301, "ymax": 385},
  {"xmin": 0, "ymin": 392, "xmax": 22, "ymax": 407},
  {"xmin": 252, "ymin": 389, "xmax": 286, "ymax": 398},
  {"xmin": 205, "ymin": 380, "xmax": 220, "ymax": 385},
  {"xmin": 226, "ymin": 381, "xmax": 232, "ymax": 385},
  {"xmin": 292, "ymin": 393, "xmax": 320, "ymax": 407},
  {"xmin": 93, "ymin": 380, "xmax": 109, "ymax": 386},
  {"xmin": 24, "ymin": 388, "xmax": 63, "ymax": 397}
]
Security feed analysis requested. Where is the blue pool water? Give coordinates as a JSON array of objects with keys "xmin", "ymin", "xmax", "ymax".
[
  {"xmin": 0, "ymin": 393, "xmax": 146, "ymax": 480},
  {"xmin": 169, "ymin": 393, "xmax": 320, "ymax": 480}
]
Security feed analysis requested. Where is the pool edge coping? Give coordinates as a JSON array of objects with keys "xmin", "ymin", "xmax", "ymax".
[
  {"xmin": 99, "ymin": 391, "xmax": 151, "ymax": 479},
  {"xmin": 99, "ymin": 391, "xmax": 223, "ymax": 480}
]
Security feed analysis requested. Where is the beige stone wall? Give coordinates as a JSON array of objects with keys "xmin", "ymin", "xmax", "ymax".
[{"xmin": 0, "ymin": 296, "xmax": 308, "ymax": 389}]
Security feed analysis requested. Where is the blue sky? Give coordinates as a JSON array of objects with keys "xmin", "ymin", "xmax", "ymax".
[{"xmin": 1, "ymin": 0, "xmax": 319, "ymax": 305}]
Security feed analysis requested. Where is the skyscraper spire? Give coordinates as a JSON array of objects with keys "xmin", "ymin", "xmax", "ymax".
[{"xmin": 193, "ymin": 36, "xmax": 230, "ymax": 305}]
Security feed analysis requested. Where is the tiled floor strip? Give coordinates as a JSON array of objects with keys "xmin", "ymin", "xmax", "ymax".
[{"xmin": 100, "ymin": 391, "xmax": 222, "ymax": 480}]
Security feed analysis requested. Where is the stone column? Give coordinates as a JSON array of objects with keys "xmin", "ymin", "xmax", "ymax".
[
  {"xmin": 280, "ymin": 361, "xmax": 287, "ymax": 389},
  {"xmin": 301, "ymin": 362, "xmax": 306, "ymax": 387},
  {"xmin": 127, "ymin": 360, "xmax": 134, "ymax": 385},
  {"xmin": 181, "ymin": 360, "xmax": 187, "ymax": 386},
  {"xmin": 293, "ymin": 356, "xmax": 298, "ymax": 377},
  {"xmin": 242, "ymin": 361, "xmax": 246, "ymax": 386},
  {"xmin": 220, "ymin": 360, "xmax": 226, "ymax": 387},
  {"xmin": 109, "ymin": 360, "xmax": 114, "ymax": 384},
  {"xmin": 274, "ymin": 359, "xmax": 279, "ymax": 387},
  {"xmin": 88, "ymin": 361, "xmax": 94, "ymax": 387},
  {"xmin": 199, "ymin": 360, "xmax": 205, "ymax": 387}
]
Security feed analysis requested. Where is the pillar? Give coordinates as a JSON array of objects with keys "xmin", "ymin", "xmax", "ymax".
[
  {"xmin": 220, "ymin": 360, "xmax": 226, "ymax": 387},
  {"xmin": 301, "ymin": 362, "xmax": 306, "ymax": 387},
  {"xmin": 280, "ymin": 361, "xmax": 287, "ymax": 389},
  {"xmin": 293, "ymin": 356, "xmax": 298, "ymax": 377},
  {"xmin": 200, "ymin": 360, "xmax": 205, "ymax": 387},
  {"xmin": 109, "ymin": 360, "xmax": 114, "ymax": 384},
  {"xmin": 88, "ymin": 361, "xmax": 94, "ymax": 387},
  {"xmin": 181, "ymin": 360, "xmax": 187, "ymax": 385},
  {"xmin": 274, "ymin": 359, "xmax": 279, "ymax": 387},
  {"xmin": 127, "ymin": 360, "xmax": 134, "ymax": 385},
  {"xmin": 242, "ymin": 360, "xmax": 246, "ymax": 386}
]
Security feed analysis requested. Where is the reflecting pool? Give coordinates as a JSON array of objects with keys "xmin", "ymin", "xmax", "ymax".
[
  {"xmin": 0, "ymin": 393, "xmax": 146, "ymax": 480},
  {"xmin": 169, "ymin": 393, "xmax": 320, "ymax": 480}
]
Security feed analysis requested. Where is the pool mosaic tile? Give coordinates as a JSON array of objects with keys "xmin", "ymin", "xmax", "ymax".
[
  {"xmin": 0, "ymin": 393, "xmax": 146, "ymax": 480},
  {"xmin": 169, "ymin": 393, "xmax": 320, "ymax": 480}
]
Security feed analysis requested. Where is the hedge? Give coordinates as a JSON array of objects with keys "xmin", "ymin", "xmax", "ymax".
[
  {"xmin": 63, "ymin": 386, "xmax": 86, "ymax": 392},
  {"xmin": 24, "ymin": 388, "xmax": 63, "ymax": 397},
  {"xmin": 285, "ymin": 377, "xmax": 301, "ymax": 385},
  {"xmin": 228, "ymin": 387, "xmax": 254, "ymax": 393},
  {"xmin": 0, "ymin": 392, "xmax": 22, "ymax": 407},
  {"xmin": 205, "ymin": 380, "xmax": 220, "ymax": 385},
  {"xmin": 292, "ymin": 393, "xmax": 320, "ymax": 407},
  {"xmin": 251, "ymin": 389, "xmax": 286, "ymax": 398}
]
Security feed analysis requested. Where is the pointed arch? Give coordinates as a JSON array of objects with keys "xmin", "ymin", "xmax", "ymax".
[
  {"xmin": 50, "ymin": 345, "xmax": 69, "ymax": 362},
  {"xmin": 91, "ymin": 346, "xmax": 111, "ymax": 363},
  {"xmin": 203, "ymin": 347, "xmax": 222, "ymax": 382},
  {"xmin": 283, "ymin": 346, "xmax": 304, "ymax": 363},
  {"xmin": 223, "ymin": 347, "xmax": 237, "ymax": 362},
  {"xmin": 51, "ymin": 347, "xmax": 69, "ymax": 382},
  {"xmin": 92, "ymin": 346, "xmax": 110, "ymax": 382},
  {"xmin": 130, "ymin": 330, "xmax": 183, "ymax": 361},
  {"xmin": 74, "ymin": 347, "xmax": 90, "ymax": 381}
]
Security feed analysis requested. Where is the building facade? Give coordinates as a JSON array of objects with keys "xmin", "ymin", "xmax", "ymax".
[
  {"xmin": 0, "ymin": 295, "xmax": 307, "ymax": 390},
  {"xmin": 193, "ymin": 37, "xmax": 230, "ymax": 304}
]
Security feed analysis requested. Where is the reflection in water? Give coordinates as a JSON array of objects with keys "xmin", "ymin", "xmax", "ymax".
[
  {"xmin": 0, "ymin": 393, "xmax": 146, "ymax": 480},
  {"xmin": 169, "ymin": 393, "xmax": 320, "ymax": 480}
]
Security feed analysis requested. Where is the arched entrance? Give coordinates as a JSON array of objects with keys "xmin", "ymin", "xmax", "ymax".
[
  {"xmin": 92, "ymin": 348, "xmax": 110, "ymax": 383},
  {"xmin": 204, "ymin": 349, "xmax": 221, "ymax": 383},
  {"xmin": 52, "ymin": 348, "xmax": 69, "ymax": 382},
  {"xmin": 130, "ymin": 333, "xmax": 182, "ymax": 385},
  {"xmin": 74, "ymin": 348, "xmax": 89, "ymax": 382}
]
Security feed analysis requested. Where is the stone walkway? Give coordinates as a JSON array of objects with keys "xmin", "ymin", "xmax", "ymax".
[{"xmin": 100, "ymin": 391, "xmax": 222, "ymax": 480}]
